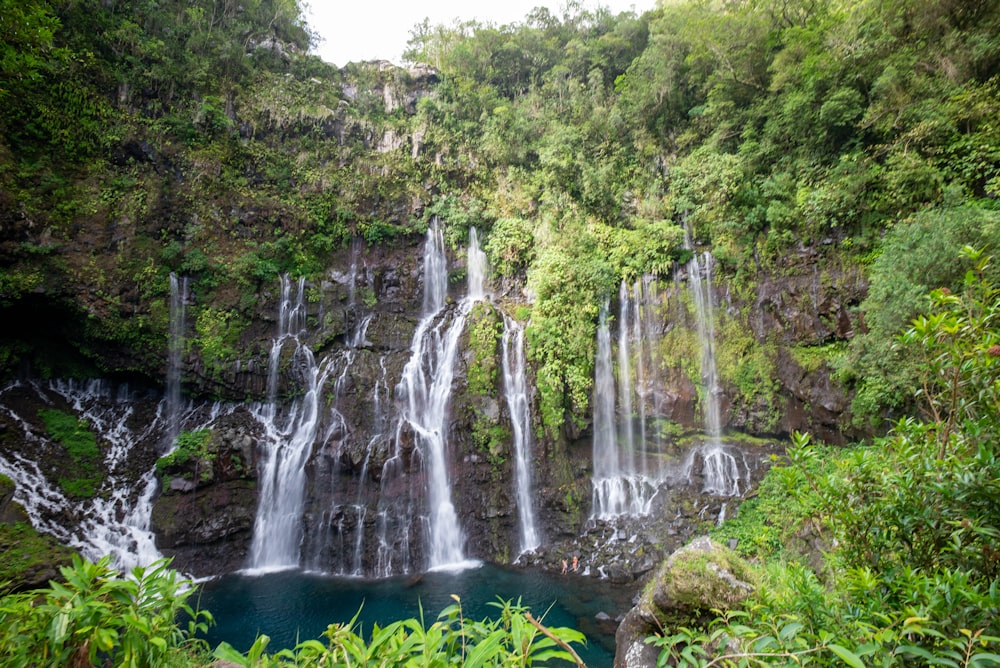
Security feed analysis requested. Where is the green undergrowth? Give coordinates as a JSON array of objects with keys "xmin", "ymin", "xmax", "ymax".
[
  {"xmin": 0, "ymin": 521, "xmax": 75, "ymax": 591},
  {"xmin": 157, "ymin": 429, "xmax": 214, "ymax": 483}
]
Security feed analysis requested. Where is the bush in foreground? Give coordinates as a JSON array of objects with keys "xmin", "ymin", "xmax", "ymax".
[
  {"xmin": 654, "ymin": 249, "xmax": 1000, "ymax": 666},
  {"xmin": 0, "ymin": 554, "xmax": 590, "ymax": 667}
]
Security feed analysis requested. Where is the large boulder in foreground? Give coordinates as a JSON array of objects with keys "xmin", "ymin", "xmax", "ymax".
[{"xmin": 615, "ymin": 536, "xmax": 754, "ymax": 668}]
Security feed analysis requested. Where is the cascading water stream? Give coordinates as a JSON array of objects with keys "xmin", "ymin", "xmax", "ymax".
[
  {"xmin": 590, "ymin": 279, "xmax": 665, "ymax": 521},
  {"xmin": 248, "ymin": 275, "xmax": 334, "ymax": 571},
  {"xmin": 389, "ymin": 220, "xmax": 487, "ymax": 571},
  {"xmin": 591, "ymin": 304, "xmax": 626, "ymax": 519},
  {"xmin": 683, "ymin": 234, "xmax": 748, "ymax": 497},
  {"xmin": 374, "ymin": 221, "xmax": 457, "ymax": 573},
  {"xmin": 616, "ymin": 282, "xmax": 638, "ymax": 480},
  {"xmin": 501, "ymin": 314, "xmax": 540, "ymax": 554},
  {"xmin": 467, "ymin": 227, "xmax": 488, "ymax": 301},
  {"xmin": 423, "ymin": 219, "xmax": 448, "ymax": 314},
  {"xmin": 0, "ymin": 380, "xmax": 168, "ymax": 571}
]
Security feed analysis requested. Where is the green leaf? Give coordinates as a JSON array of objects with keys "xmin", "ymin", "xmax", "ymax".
[
  {"xmin": 462, "ymin": 630, "xmax": 506, "ymax": 668},
  {"xmin": 212, "ymin": 641, "xmax": 250, "ymax": 666},
  {"xmin": 828, "ymin": 643, "xmax": 865, "ymax": 668}
]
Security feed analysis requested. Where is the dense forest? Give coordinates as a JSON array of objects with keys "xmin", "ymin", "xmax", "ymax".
[{"xmin": 1, "ymin": 0, "xmax": 1000, "ymax": 664}]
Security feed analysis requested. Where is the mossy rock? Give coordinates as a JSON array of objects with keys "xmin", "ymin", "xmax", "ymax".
[
  {"xmin": 1, "ymin": 475, "xmax": 76, "ymax": 591},
  {"xmin": 651, "ymin": 536, "xmax": 755, "ymax": 615},
  {"xmin": 0, "ymin": 521, "xmax": 76, "ymax": 593},
  {"xmin": 614, "ymin": 537, "xmax": 754, "ymax": 668}
]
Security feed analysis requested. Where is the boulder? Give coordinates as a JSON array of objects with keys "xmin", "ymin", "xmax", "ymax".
[{"xmin": 614, "ymin": 537, "xmax": 754, "ymax": 668}]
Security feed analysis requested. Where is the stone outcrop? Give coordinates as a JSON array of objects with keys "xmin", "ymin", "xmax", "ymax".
[
  {"xmin": 614, "ymin": 537, "xmax": 754, "ymax": 668},
  {"xmin": 150, "ymin": 411, "xmax": 262, "ymax": 574}
]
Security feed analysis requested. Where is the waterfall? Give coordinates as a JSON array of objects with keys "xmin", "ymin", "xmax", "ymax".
[
  {"xmin": 397, "ymin": 313, "xmax": 467, "ymax": 569},
  {"xmin": 501, "ymin": 314, "xmax": 540, "ymax": 554},
  {"xmin": 683, "ymin": 234, "xmax": 748, "ymax": 497},
  {"xmin": 390, "ymin": 218, "xmax": 479, "ymax": 571},
  {"xmin": 591, "ymin": 304, "xmax": 624, "ymax": 518},
  {"xmin": 616, "ymin": 281, "xmax": 638, "ymax": 480},
  {"xmin": 467, "ymin": 227, "xmax": 488, "ymax": 301},
  {"xmin": 0, "ymin": 380, "xmax": 166, "ymax": 571},
  {"xmin": 634, "ymin": 276, "xmax": 661, "ymax": 463},
  {"xmin": 166, "ymin": 274, "xmax": 188, "ymax": 447},
  {"xmin": 423, "ymin": 218, "xmax": 448, "ymax": 313},
  {"xmin": 687, "ymin": 250, "xmax": 722, "ymax": 439},
  {"xmin": 248, "ymin": 275, "xmax": 332, "ymax": 571},
  {"xmin": 590, "ymin": 278, "xmax": 665, "ymax": 521}
]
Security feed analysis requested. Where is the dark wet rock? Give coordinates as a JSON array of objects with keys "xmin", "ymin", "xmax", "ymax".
[
  {"xmin": 151, "ymin": 479, "xmax": 258, "ymax": 575},
  {"xmin": 150, "ymin": 411, "xmax": 263, "ymax": 575}
]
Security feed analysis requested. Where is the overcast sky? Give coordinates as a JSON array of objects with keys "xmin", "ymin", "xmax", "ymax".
[{"xmin": 305, "ymin": 0, "xmax": 656, "ymax": 67}]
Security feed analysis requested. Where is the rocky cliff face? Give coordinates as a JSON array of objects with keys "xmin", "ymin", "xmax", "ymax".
[
  {"xmin": 151, "ymin": 234, "xmax": 862, "ymax": 577},
  {"xmin": 0, "ymin": 226, "xmax": 865, "ymax": 581}
]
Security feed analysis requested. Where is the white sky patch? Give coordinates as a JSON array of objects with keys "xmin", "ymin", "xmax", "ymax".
[{"xmin": 305, "ymin": 0, "xmax": 655, "ymax": 67}]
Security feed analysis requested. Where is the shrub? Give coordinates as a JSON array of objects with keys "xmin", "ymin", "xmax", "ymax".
[
  {"xmin": 0, "ymin": 556, "xmax": 212, "ymax": 667},
  {"xmin": 213, "ymin": 597, "xmax": 588, "ymax": 667}
]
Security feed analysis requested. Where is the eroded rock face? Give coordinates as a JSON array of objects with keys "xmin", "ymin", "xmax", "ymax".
[
  {"xmin": 150, "ymin": 411, "xmax": 262, "ymax": 574},
  {"xmin": 0, "ymin": 231, "xmax": 867, "ymax": 583},
  {"xmin": 652, "ymin": 260, "xmax": 865, "ymax": 443},
  {"xmin": 614, "ymin": 537, "xmax": 754, "ymax": 668}
]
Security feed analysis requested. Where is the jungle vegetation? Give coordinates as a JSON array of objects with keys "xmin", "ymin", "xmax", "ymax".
[
  {"xmin": 1, "ymin": 0, "xmax": 999, "ymax": 663},
  {"xmin": 2, "ymin": 0, "xmax": 998, "ymax": 432}
]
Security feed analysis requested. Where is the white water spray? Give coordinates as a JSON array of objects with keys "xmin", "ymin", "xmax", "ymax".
[
  {"xmin": 683, "ymin": 233, "xmax": 748, "ymax": 497},
  {"xmin": 248, "ymin": 275, "xmax": 334, "ymax": 571},
  {"xmin": 467, "ymin": 227, "xmax": 488, "ymax": 301},
  {"xmin": 501, "ymin": 313, "xmax": 540, "ymax": 554},
  {"xmin": 0, "ymin": 380, "xmax": 166, "ymax": 571}
]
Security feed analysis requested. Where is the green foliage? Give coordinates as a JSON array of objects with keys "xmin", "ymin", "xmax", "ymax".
[
  {"xmin": 484, "ymin": 216, "xmax": 535, "ymax": 277},
  {"xmin": 710, "ymin": 478, "xmax": 797, "ymax": 562},
  {"xmin": 716, "ymin": 319, "xmax": 781, "ymax": 433},
  {"xmin": 215, "ymin": 596, "xmax": 588, "ymax": 667},
  {"xmin": 157, "ymin": 429, "xmax": 215, "ymax": 482},
  {"xmin": 466, "ymin": 301, "xmax": 503, "ymax": 397},
  {"xmin": 194, "ymin": 307, "xmax": 245, "ymax": 379},
  {"xmin": 0, "ymin": 520, "xmax": 75, "ymax": 589},
  {"xmin": 789, "ymin": 342, "xmax": 845, "ymax": 375},
  {"xmin": 899, "ymin": 247, "xmax": 1000, "ymax": 451},
  {"xmin": 38, "ymin": 408, "xmax": 101, "ymax": 498},
  {"xmin": 843, "ymin": 214, "xmax": 1000, "ymax": 425},
  {"xmin": 0, "ymin": 555, "xmax": 213, "ymax": 667},
  {"xmin": 466, "ymin": 302, "xmax": 511, "ymax": 467},
  {"xmin": 602, "ymin": 219, "xmax": 686, "ymax": 281},
  {"xmin": 526, "ymin": 232, "xmax": 615, "ymax": 438}
]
